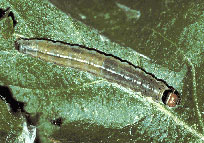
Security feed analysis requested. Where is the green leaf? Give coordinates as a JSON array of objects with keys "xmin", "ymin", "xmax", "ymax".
[{"xmin": 0, "ymin": 0, "xmax": 203, "ymax": 142}]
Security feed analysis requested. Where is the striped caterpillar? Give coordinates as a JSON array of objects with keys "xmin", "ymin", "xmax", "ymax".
[{"xmin": 15, "ymin": 38, "xmax": 180, "ymax": 107}]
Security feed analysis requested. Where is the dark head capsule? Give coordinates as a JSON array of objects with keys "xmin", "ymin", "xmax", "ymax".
[{"xmin": 162, "ymin": 89, "xmax": 180, "ymax": 107}]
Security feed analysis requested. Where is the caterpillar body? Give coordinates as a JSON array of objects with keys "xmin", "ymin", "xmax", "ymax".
[{"xmin": 15, "ymin": 38, "xmax": 180, "ymax": 107}]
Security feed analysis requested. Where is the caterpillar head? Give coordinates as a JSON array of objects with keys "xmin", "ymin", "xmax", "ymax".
[{"xmin": 162, "ymin": 89, "xmax": 180, "ymax": 107}]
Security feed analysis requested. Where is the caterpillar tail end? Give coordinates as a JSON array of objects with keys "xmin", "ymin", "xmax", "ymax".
[{"xmin": 15, "ymin": 39, "xmax": 20, "ymax": 51}]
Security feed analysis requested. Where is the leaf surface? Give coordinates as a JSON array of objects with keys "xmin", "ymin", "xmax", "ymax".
[{"xmin": 0, "ymin": 0, "xmax": 203, "ymax": 142}]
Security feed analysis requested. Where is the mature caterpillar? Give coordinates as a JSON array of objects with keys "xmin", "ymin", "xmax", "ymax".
[{"xmin": 15, "ymin": 38, "xmax": 180, "ymax": 107}]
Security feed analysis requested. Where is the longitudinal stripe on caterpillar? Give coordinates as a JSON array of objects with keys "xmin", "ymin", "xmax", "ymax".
[
  {"xmin": 24, "ymin": 46, "xmax": 138, "ymax": 83},
  {"xmin": 15, "ymin": 38, "xmax": 181, "ymax": 107}
]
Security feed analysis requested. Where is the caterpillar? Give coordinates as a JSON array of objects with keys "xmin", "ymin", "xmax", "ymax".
[{"xmin": 15, "ymin": 38, "xmax": 180, "ymax": 107}]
